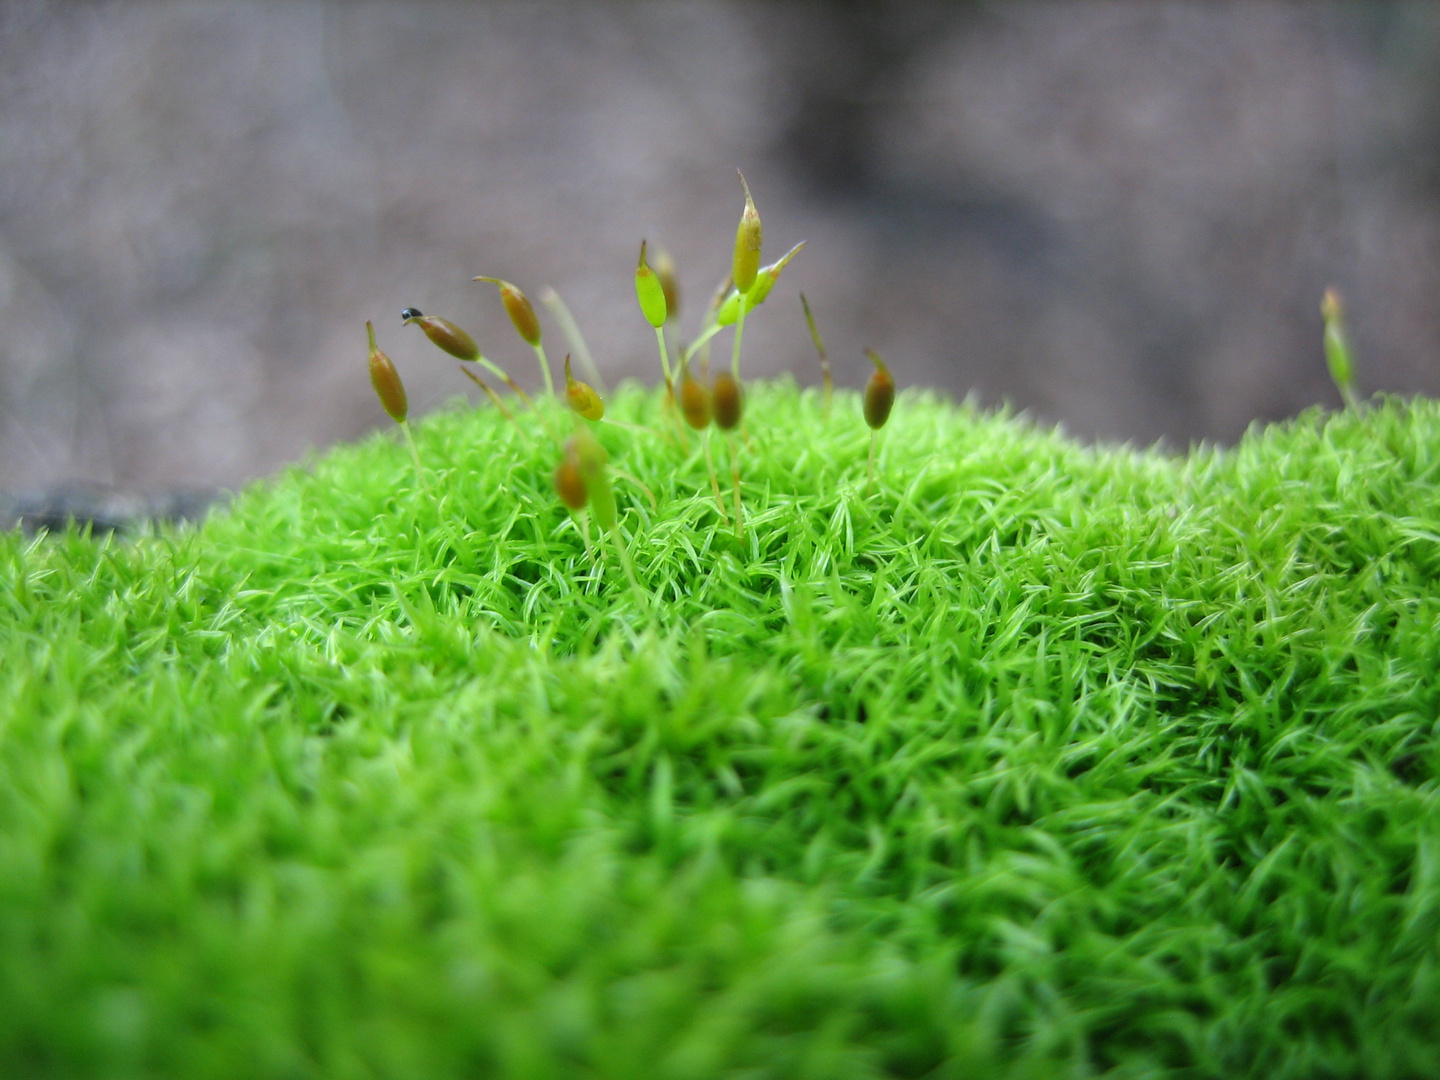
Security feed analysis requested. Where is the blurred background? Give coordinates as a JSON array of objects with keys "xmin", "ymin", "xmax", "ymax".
[{"xmin": 2, "ymin": 1, "xmax": 1439, "ymax": 514}]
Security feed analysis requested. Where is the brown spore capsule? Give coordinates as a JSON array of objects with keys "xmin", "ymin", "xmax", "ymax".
[
  {"xmin": 474, "ymin": 277, "xmax": 542, "ymax": 346},
  {"xmin": 863, "ymin": 348, "xmax": 895, "ymax": 430},
  {"xmin": 402, "ymin": 309, "xmax": 480, "ymax": 361},
  {"xmin": 712, "ymin": 371, "xmax": 743, "ymax": 432},
  {"xmin": 679, "ymin": 366, "xmax": 711, "ymax": 429},
  {"xmin": 366, "ymin": 321, "xmax": 407, "ymax": 423},
  {"xmin": 554, "ymin": 455, "xmax": 588, "ymax": 511}
]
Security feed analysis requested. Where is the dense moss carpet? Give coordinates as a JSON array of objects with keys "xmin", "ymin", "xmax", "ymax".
[{"xmin": 3, "ymin": 383, "xmax": 1438, "ymax": 1078}]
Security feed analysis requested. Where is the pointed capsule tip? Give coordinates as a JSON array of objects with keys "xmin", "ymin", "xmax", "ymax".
[{"xmin": 638, "ymin": 240, "xmax": 649, "ymax": 268}]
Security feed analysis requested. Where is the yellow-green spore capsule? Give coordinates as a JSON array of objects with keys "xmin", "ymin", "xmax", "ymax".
[
  {"xmin": 473, "ymin": 277, "xmax": 542, "ymax": 346},
  {"xmin": 716, "ymin": 240, "xmax": 806, "ymax": 326},
  {"xmin": 1321, "ymin": 287, "xmax": 1356, "ymax": 407},
  {"xmin": 863, "ymin": 348, "xmax": 895, "ymax": 430},
  {"xmin": 732, "ymin": 171, "xmax": 763, "ymax": 294},
  {"xmin": 554, "ymin": 453, "xmax": 588, "ymax": 511},
  {"xmin": 367, "ymin": 321, "xmax": 407, "ymax": 423},
  {"xmin": 635, "ymin": 241, "xmax": 668, "ymax": 329},
  {"xmin": 679, "ymin": 365, "xmax": 711, "ymax": 430},
  {"xmin": 401, "ymin": 308, "xmax": 479, "ymax": 361},
  {"xmin": 571, "ymin": 428, "xmax": 616, "ymax": 533},
  {"xmin": 564, "ymin": 354, "xmax": 604, "ymax": 421},
  {"xmin": 653, "ymin": 246, "xmax": 680, "ymax": 322},
  {"xmin": 712, "ymin": 371, "xmax": 743, "ymax": 432}
]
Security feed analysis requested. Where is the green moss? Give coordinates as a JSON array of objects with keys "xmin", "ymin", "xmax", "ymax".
[{"xmin": 3, "ymin": 382, "xmax": 1439, "ymax": 1078}]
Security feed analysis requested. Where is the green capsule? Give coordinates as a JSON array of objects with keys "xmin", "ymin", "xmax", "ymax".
[
  {"xmin": 401, "ymin": 308, "xmax": 480, "ymax": 361},
  {"xmin": 716, "ymin": 240, "xmax": 806, "ymax": 325},
  {"xmin": 1321, "ymin": 288, "xmax": 1356, "ymax": 407},
  {"xmin": 570, "ymin": 428, "xmax": 615, "ymax": 533},
  {"xmin": 635, "ymin": 241, "xmax": 668, "ymax": 329},
  {"xmin": 732, "ymin": 171, "xmax": 763, "ymax": 295},
  {"xmin": 652, "ymin": 246, "xmax": 680, "ymax": 322},
  {"xmin": 367, "ymin": 321, "xmax": 408, "ymax": 424},
  {"xmin": 863, "ymin": 349, "xmax": 895, "ymax": 430}
]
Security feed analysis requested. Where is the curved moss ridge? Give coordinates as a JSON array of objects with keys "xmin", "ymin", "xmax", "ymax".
[{"xmin": 3, "ymin": 382, "xmax": 1439, "ymax": 1078}]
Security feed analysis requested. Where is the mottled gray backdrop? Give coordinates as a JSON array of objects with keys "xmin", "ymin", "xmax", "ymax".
[{"xmin": 2, "ymin": 2, "xmax": 1438, "ymax": 499}]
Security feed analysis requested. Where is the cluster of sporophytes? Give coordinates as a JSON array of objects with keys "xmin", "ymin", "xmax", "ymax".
[{"xmin": 365, "ymin": 172, "xmax": 895, "ymax": 570}]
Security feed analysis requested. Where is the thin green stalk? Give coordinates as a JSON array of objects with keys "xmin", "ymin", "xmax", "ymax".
[
  {"xmin": 730, "ymin": 294, "xmax": 749, "ymax": 380},
  {"xmin": 531, "ymin": 343, "xmax": 556, "ymax": 399},
  {"xmin": 654, "ymin": 326, "xmax": 674, "ymax": 389},
  {"xmin": 704, "ymin": 429, "xmax": 729, "ymax": 524},
  {"xmin": 539, "ymin": 287, "xmax": 607, "ymax": 395},
  {"xmin": 398, "ymin": 419, "xmax": 428, "ymax": 492},
  {"xmin": 687, "ymin": 320, "xmax": 723, "ymax": 363}
]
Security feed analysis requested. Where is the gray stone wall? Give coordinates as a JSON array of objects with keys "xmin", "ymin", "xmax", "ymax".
[{"xmin": 2, "ymin": 2, "xmax": 1437, "ymax": 499}]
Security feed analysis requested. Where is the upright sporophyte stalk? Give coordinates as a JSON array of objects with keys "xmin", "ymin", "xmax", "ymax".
[
  {"xmin": 459, "ymin": 366, "xmax": 536, "ymax": 450},
  {"xmin": 366, "ymin": 321, "xmax": 426, "ymax": 489},
  {"xmin": 678, "ymin": 352, "xmax": 728, "ymax": 524},
  {"xmin": 712, "ymin": 371, "xmax": 745, "ymax": 539},
  {"xmin": 801, "ymin": 293, "xmax": 834, "ymax": 418},
  {"xmin": 565, "ymin": 427, "xmax": 644, "ymax": 603},
  {"xmin": 730, "ymin": 170, "xmax": 763, "ymax": 380},
  {"xmin": 1322, "ymin": 287, "xmax": 1358, "ymax": 409},
  {"xmin": 863, "ymin": 348, "xmax": 896, "ymax": 488},
  {"xmin": 636, "ymin": 241, "xmax": 673, "ymax": 391},
  {"xmin": 473, "ymin": 276, "xmax": 555, "ymax": 399},
  {"xmin": 540, "ymin": 286, "xmax": 606, "ymax": 394}
]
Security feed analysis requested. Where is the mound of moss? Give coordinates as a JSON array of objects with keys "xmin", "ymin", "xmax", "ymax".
[{"xmin": 3, "ymin": 382, "xmax": 1439, "ymax": 1078}]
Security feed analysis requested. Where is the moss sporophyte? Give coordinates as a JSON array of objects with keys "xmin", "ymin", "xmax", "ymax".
[{"xmin": 366, "ymin": 173, "xmax": 843, "ymax": 583}]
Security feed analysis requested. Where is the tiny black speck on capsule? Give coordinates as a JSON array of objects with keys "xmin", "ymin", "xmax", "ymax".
[{"xmin": 401, "ymin": 307, "xmax": 424, "ymax": 322}]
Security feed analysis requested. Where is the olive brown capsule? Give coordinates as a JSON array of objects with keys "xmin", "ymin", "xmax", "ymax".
[
  {"xmin": 473, "ymin": 277, "xmax": 555, "ymax": 398},
  {"xmin": 554, "ymin": 453, "xmax": 589, "ymax": 511},
  {"xmin": 863, "ymin": 348, "xmax": 895, "ymax": 431},
  {"xmin": 678, "ymin": 363, "xmax": 711, "ymax": 430},
  {"xmin": 712, "ymin": 371, "xmax": 743, "ymax": 432},
  {"xmin": 473, "ymin": 277, "xmax": 542, "ymax": 347},
  {"xmin": 563, "ymin": 354, "xmax": 604, "ymax": 421},
  {"xmin": 367, "ymin": 321, "xmax": 407, "ymax": 424},
  {"xmin": 370, "ymin": 320, "xmax": 426, "ymax": 488},
  {"xmin": 732, "ymin": 171, "xmax": 763, "ymax": 295},
  {"xmin": 401, "ymin": 308, "xmax": 480, "ymax": 361}
]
